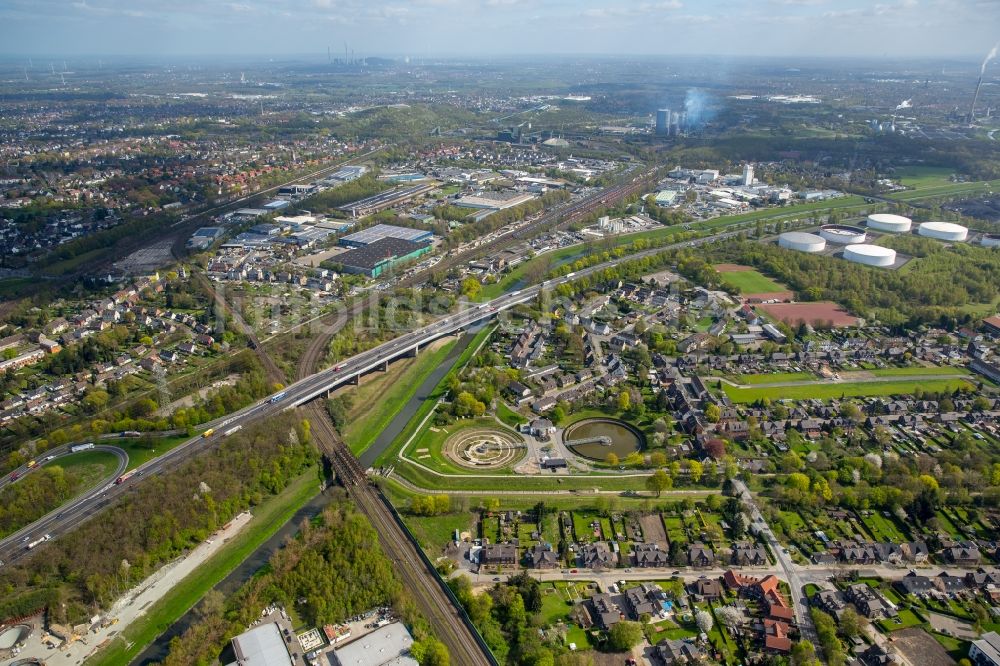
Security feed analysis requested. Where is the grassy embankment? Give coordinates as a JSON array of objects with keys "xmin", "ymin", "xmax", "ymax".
[{"xmin": 339, "ymin": 339, "xmax": 459, "ymax": 456}]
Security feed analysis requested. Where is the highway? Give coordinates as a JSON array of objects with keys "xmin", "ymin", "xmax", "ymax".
[
  {"xmin": 0, "ymin": 443, "xmax": 128, "ymax": 562},
  {"xmin": 0, "ymin": 224, "xmax": 743, "ymax": 566},
  {"xmin": 292, "ymin": 165, "xmax": 658, "ymax": 378}
]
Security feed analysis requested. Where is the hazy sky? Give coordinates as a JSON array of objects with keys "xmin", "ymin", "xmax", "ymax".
[{"xmin": 1, "ymin": 0, "xmax": 998, "ymax": 59}]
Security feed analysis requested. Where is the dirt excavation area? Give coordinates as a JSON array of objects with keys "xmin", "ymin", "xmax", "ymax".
[{"xmin": 6, "ymin": 512, "xmax": 252, "ymax": 665}]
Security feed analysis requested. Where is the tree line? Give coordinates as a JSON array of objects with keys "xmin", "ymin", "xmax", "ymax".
[
  {"xmin": 0, "ymin": 414, "xmax": 317, "ymax": 625},
  {"xmin": 158, "ymin": 501, "xmax": 448, "ymax": 666}
]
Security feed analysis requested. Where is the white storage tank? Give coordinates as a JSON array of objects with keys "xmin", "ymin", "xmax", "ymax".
[
  {"xmin": 866, "ymin": 213, "xmax": 912, "ymax": 233},
  {"xmin": 982, "ymin": 233, "xmax": 1000, "ymax": 248},
  {"xmin": 918, "ymin": 221, "xmax": 968, "ymax": 242},
  {"xmin": 778, "ymin": 231, "xmax": 826, "ymax": 253},
  {"xmin": 819, "ymin": 224, "xmax": 867, "ymax": 245},
  {"xmin": 844, "ymin": 244, "xmax": 896, "ymax": 267}
]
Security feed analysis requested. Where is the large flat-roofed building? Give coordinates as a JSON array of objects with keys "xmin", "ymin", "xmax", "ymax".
[
  {"xmin": 322, "ymin": 165, "xmax": 368, "ymax": 185},
  {"xmin": 337, "ymin": 184, "xmax": 436, "ymax": 218},
  {"xmin": 453, "ymin": 191, "xmax": 536, "ymax": 210},
  {"xmin": 229, "ymin": 623, "xmax": 293, "ymax": 666},
  {"xmin": 187, "ymin": 226, "xmax": 224, "ymax": 250},
  {"xmin": 335, "ymin": 238, "xmax": 431, "ymax": 277},
  {"xmin": 339, "ymin": 224, "xmax": 434, "ymax": 248},
  {"xmin": 329, "ymin": 623, "xmax": 418, "ymax": 666}
]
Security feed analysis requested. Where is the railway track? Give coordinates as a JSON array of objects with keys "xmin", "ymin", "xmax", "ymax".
[
  {"xmin": 306, "ymin": 405, "xmax": 492, "ymax": 665},
  {"xmin": 292, "ymin": 168, "xmax": 657, "ymax": 380}
]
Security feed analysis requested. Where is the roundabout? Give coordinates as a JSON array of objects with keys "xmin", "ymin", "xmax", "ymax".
[{"xmin": 442, "ymin": 428, "xmax": 526, "ymax": 470}]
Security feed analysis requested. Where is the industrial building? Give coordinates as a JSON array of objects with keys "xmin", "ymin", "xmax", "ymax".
[
  {"xmin": 187, "ymin": 227, "xmax": 224, "ymax": 250},
  {"xmin": 844, "ymin": 244, "xmax": 896, "ymax": 267},
  {"xmin": 819, "ymin": 224, "xmax": 867, "ymax": 245},
  {"xmin": 654, "ymin": 190, "xmax": 679, "ymax": 206},
  {"xmin": 453, "ymin": 191, "xmax": 536, "ymax": 211},
  {"xmin": 778, "ymin": 232, "xmax": 826, "ymax": 253},
  {"xmin": 228, "ymin": 623, "xmax": 293, "ymax": 666},
  {"xmin": 918, "ymin": 221, "xmax": 968, "ymax": 241},
  {"xmin": 334, "ymin": 238, "xmax": 431, "ymax": 277},
  {"xmin": 329, "ymin": 623, "xmax": 418, "ymax": 666},
  {"xmin": 336, "ymin": 184, "xmax": 436, "ymax": 218},
  {"xmin": 339, "ymin": 224, "xmax": 433, "ymax": 248},
  {"xmin": 321, "ymin": 165, "xmax": 368, "ymax": 185},
  {"xmin": 277, "ymin": 183, "xmax": 317, "ymax": 199},
  {"xmin": 866, "ymin": 213, "xmax": 912, "ymax": 233},
  {"xmin": 982, "ymin": 233, "xmax": 1000, "ymax": 248},
  {"xmin": 656, "ymin": 109, "xmax": 670, "ymax": 135}
]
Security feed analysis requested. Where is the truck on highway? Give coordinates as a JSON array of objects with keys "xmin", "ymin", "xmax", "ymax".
[
  {"xmin": 223, "ymin": 425, "xmax": 243, "ymax": 437},
  {"xmin": 202, "ymin": 428, "xmax": 215, "ymax": 438},
  {"xmin": 565, "ymin": 272, "xmax": 576, "ymax": 278},
  {"xmin": 27, "ymin": 460, "xmax": 37, "ymax": 469},
  {"xmin": 115, "ymin": 470, "xmax": 137, "ymax": 485},
  {"xmin": 70, "ymin": 443, "xmax": 95, "ymax": 453},
  {"xmin": 26, "ymin": 534, "xmax": 51, "ymax": 550},
  {"xmin": 270, "ymin": 391, "xmax": 287, "ymax": 404},
  {"xmin": 120, "ymin": 430, "xmax": 141, "ymax": 437}
]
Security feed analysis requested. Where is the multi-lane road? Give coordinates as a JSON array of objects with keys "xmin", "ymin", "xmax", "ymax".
[
  {"xmin": 0, "ymin": 224, "xmax": 743, "ymax": 566},
  {"xmin": 292, "ymin": 166, "xmax": 658, "ymax": 379},
  {"xmin": 0, "ymin": 443, "xmax": 128, "ymax": 562}
]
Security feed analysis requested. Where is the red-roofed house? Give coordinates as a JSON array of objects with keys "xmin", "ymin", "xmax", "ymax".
[
  {"xmin": 984, "ymin": 315, "xmax": 1000, "ymax": 337},
  {"xmin": 763, "ymin": 619, "xmax": 792, "ymax": 653}
]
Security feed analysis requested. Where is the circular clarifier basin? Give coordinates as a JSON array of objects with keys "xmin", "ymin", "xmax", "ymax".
[
  {"xmin": 0, "ymin": 624, "xmax": 30, "ymax": 649},
  {"xmin": 564, "ymin": 418, "xmax": 644, "ymax": 460}
]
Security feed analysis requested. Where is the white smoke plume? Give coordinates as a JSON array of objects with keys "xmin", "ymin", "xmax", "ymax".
[
  {"xmin": 895, "ymin": 99, "xmax": 911, "ymax": 110},
  {"xmin": 983, "ymin": 42, "xmax": 999, "ymax": 76}
]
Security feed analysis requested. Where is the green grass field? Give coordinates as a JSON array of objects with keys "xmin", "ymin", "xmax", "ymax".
[
  {"xmin": 860, "ymin": 512, "xmax": 909, "ymax": 543},
  {"xmin": 342, "ymin": 340, "xmax": 457, "ymax": 455},
  {"xmin": 496, "ymin": 401, "xmax": 527, "ymax": 427},
  {"xmin": 118, "ymin": 435, "xmax": 192, "ymax": 471},
  {"xmin": 404, "ymin": 417, "xmax": 523, "ymax": 476},
  {"xmin": 85, "ymin": 469, "xmax": 320, "ymax": 666},
  {"xmin": 868, "ymin": 366, "xmax": 969, "ymax": 378},
  {"xmin": 722, "ymin": 377, "xmax": 974, "ymax": 403},
  {"xmin": 373, "ymin": 325, "xmax": 496, "ymax": 466},
  {"xmin": 735, "ymin": 372, "xmax": 816, "ymax": 385},
  {"xmin": 893, "ymin": 166, "xmax": 957, "ymax": 189},
  {"xmin": 717, "ymin": 269, "xmax": 785, "ymax": 294}
]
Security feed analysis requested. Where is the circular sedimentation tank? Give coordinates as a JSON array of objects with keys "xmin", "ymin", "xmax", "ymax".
[
  {"xmin": 778, "ymin": 231, "xmax": 827, "ymax": 253},
  {"xmin": 0, "ymin": 624, "xmax": 31, "ymax": 650},
  {"xmin": 866, "ymin": 213, "xmax": 912, "ymax": 233},
  {"xmin": 844, "ymin": 244, "xmax": 896, "ymax": 267},
  {"xmin": 563, "ymin": 418, "xmax": 644, "ymax": 461},
  {"xmin": 819, "ymin": 224, "xmax": 867, "ymax": 245},
  {"xmin": 918, "ymin": 221, "xmax": 968, "ymax": 242}
]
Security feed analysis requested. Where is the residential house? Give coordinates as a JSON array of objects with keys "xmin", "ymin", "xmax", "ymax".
[
  {"xmin": 688, "ymin": 543, "xmax": 716, "ymax": 568},
  {"xmin": 633, "ymin": 543, "xmax": 670, "ymax": 568},
  {"xmin": 578, "ymin": 543, "xmax": 616, "ymax": 570},
  {"xmin": 526, "ymin": 544, "xmax": 560, "ymax": 570},
  {"xmin": 481, "ymin": 544, "xmax": 518, "ymax": 568}
]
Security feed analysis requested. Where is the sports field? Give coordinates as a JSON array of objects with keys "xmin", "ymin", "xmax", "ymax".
[
  {"xmin": 716, "ymin": 267, "xmax": 785, "ymax": 294},
  {"xmin": 758, "ymin": 301, "xmax": 859, "ymax": 328}
]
